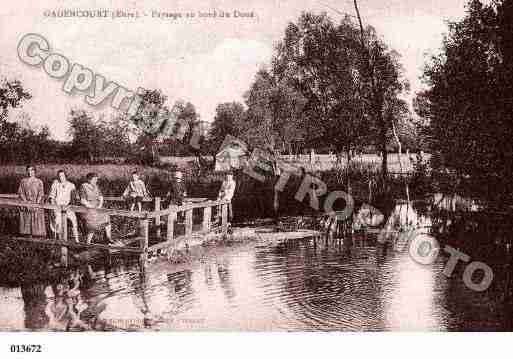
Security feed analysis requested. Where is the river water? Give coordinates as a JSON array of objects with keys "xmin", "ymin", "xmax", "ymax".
[{"xmin": 1, "ymin": 200, "xmax": 512, "ymax": 331}]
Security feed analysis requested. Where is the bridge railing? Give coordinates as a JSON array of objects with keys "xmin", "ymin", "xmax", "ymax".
[{"xmin": 0, "ymin": 194, "xmax": 230, "ymax": 266}]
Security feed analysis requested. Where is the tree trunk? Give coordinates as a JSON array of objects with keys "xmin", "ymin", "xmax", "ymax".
[
  {"xmin": 211, "ymin": 150, "xmax": 217, "ymax": 170},
  {"xmin": 392, "ymin": 120, "xmax": 403, "ymax": 175},
  {"xmin": 379, "ymin": 114, "xmax": 388, "ymax": 181},
  {"xmin": 392, "ymin": 120, "xmax": 409, "ymax": 203},
  {"xmin": 354, "ymin": 0, "xmax": 388, "ymax": 187},
  {"xmin": 346, "ymin": 146, "xmax": 352, "ymax": 196},
  {"xmin": 353, "ymin": 0, "xmax": 366, "ymax": 50},
  {"xmin": 151, "ymin": 140, "xmax": 159, "ymax": 164}
]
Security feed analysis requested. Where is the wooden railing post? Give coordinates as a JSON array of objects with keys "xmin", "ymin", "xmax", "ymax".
[
  {"xmin": 139, "ymin": 218, "xmax": 149, "ymax": 264},
  {"xmin": 60, "ymin": 206, "xmax": 68, "ymax": 267},
  {"xmin": 155, "ymin": 197, "xmax": 161, "ymax": 237},
  {"xmin": 203, "ymin": 206, "xmax": 211, "ymax": 232},
  {"xmin": 185, "ymin": 209, "xmax": 193, "ymax": 237},
  {"xmin": 221, "ymin": 202, "xmax": 228, "ymax": 234},
  {"xmin": 167, "ymin": 209, "xmax": 175, "ymax": 241}
]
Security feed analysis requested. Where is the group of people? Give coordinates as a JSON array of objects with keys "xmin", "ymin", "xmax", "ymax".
[
  {"xmin": 16, "ymin": 165, "xmax": 237, "ymax": 245},
  {"xmin": 18, "ymin": 166, "xmax": 121, "ymax": 245}
]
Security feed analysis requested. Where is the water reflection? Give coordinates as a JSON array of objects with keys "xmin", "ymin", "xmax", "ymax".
[
  {"xmin": 21, "ymin": 284, "xmax": 49, "ymax": 330},
  {"xmin": 0, "ymin": 287, "xmax": 24, "ymax": 330},
  {"xmin": 1, "ymin": 197, "xmax": 513, "ymax": 331},
  {"xmin": 217, "ymin": 260, "xmax": 237, "ymax": 303},
  {"xmin": 17, "ymin": 268, "xmax": 108, "ymax": 331},
  {"xmin": 383, "ymin": 248, "xmax": 446, "ymax": 330}
]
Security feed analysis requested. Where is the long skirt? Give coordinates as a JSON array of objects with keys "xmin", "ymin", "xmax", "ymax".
[
  {"xmin": 19, "ymin": 208, "xmax": 46, "ymax": 236},
  {"xmin": 82, "ymin": 209, "xmax": 110, "ymax": 232}
]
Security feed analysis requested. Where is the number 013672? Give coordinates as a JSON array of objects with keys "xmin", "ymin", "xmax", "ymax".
[{"xmin": 9, "ymin": 345, "xmax": 42, "ymax": 353}]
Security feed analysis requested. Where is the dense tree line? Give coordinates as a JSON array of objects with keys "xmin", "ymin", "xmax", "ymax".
[
  {"xmin": 68, "ymin": 109, "xmax": 132, "ymax": 162},
  {"xmin": 0, "ymin": 77, "xmax": 206, "ymax": 164},
  {"xmin": 416, "ymin": 0, "xmax": 513, "ymax": 196},
  {"xmin": 207, "ymin": 12, "xmax": 421, "ymax": 173},
  {"xmin": 0, "ymin": 79, "xmax": 60, "ymax": 163}
]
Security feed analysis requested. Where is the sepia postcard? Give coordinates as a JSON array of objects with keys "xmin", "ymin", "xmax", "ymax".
[{"xmin": 0, "ymin": 0, "xmax": 512, "ymax": 356}]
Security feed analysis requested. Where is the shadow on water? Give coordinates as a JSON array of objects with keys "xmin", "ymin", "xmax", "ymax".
[{"xmin": 1, "ymin": 194, "xmax": 513, "ymax": 331}]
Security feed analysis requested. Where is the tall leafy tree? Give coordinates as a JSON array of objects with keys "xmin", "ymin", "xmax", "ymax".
[
  {"xmin": 0, "ymin": 79, "xmax": 34, "ymax": 162},
  {"xmin": 271, "ymin": 12, "xmax": 409, "ymax": 168},
  {"xmin": 243, "ymin": 68, "xmax": 306, "ymax": 154},
  {"xmin": 162, "ymin": 100, "xmax": 203, "ymax": 158},
  {"xmin": 130, "ymin": 89, "xmax": 171, "ymax": 164},
  {"xmin": 359, "ymin": 32, "xmax": 409, "ymax": 178},
  {"xmin": 0, "ymin": 113, "xmax": 56, "ymax": 164},
  {"xmin": 0, "ymin": 79, "xmax": 31, "ymax": 121},
  {"xmin": 68, "ymin": 109, "xmax": 104, "ymax": 162},
  {"xmin": 418, "ymin": 0, "xmax": 513, "ymax": 197},
  {"xmin": 69, "ymin": 110, "xmax": 133, "ymax": 162},
  {"xmin": 208, "ymin": 102, "xmax": 245, "ymax": 154},
  {"xmin": 99, "ymin": 114, "xmax": 133, "ymax": 158},
  {"xmin": 68, "ymin": 109, "xmax": 103, "ymax": 162},
  {"xmin": 169, "ymin": 100, "xmax": 200, "ymax": 144}
]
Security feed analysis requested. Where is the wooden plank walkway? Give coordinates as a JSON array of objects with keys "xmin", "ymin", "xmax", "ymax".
[{"xmin": 0, "ymin": 194, "xmax": 231, "ymax": 267}]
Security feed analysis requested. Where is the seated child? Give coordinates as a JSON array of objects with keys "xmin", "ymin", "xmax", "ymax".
[{"xmin": 122, "ymin": 171, "xmax": 150, "ymax": 211}]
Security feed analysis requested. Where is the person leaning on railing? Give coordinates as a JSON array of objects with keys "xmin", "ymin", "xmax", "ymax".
[
  {"xmin": 217, "ymin": 172, "xmax": 236, "ymax": 223},
  {"xmin": 49, "ymin": 169, "xmax": 79, "ymax": 242},
  {"xmin": 165, "ymin": 170, "xmax": 187, "ymax": 207},
  {"xmin": 165, "ymin": 170, "xmax": 187, "ymax": 223},
  {"xmin": 79, "ymin": 172, "xmax": 123, "ymax": 246},
  {"xmin": 122, "ymin": 171, "xmax": 150, "ymax": 212}
]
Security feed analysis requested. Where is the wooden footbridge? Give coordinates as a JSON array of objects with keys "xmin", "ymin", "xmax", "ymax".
[{"xmin": 0, "ymin": 194, "xmax": 230, "ymax": 267}]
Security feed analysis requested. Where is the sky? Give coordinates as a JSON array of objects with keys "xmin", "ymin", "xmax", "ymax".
[{"xmin": 0, "ymin": 0, "xmax": 469, "ymax": 140}]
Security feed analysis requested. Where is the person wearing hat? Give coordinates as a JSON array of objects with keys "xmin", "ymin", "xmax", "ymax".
[
  {"xmin": 165, "ymin": 171, "xmax": 187, "ymax": 207},
  {"xmin": 79, "ymin": 172, "xmax": 123, "ymax": 246}
]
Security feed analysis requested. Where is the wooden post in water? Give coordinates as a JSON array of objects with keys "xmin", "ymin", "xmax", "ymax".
[
  {"xmin": 139, "ymin": 219, "xmax": 149, "ymax": 264},
  {"xmin": 60, "ymin": 207, "xmax": 68, "ymax": 267},
  {"xmin": 185, "ymin": 209, "xmax": 193, "ymax": 238},
  {"xmin": 155, "ymin": 197, "xmax": 161, "ymax": 237},
  {"xmin": 221, "ymin": 203, "xmax": 228, "ymax": 234},
  {"xmin": 203, "ymin": 206, "xmax": 211, "ymax": 232}
]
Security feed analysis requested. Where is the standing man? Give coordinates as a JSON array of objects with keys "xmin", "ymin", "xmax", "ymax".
[
  {"xmin": 165, "ymin": 171, "xmax": 187, "ymax": 207},
  {"xmin": 18, "ymin": 165, "xmax": 46, "ymax": 237},
  {"xmin": 217, "ymin": 172, "xmax": 236, "ymax": 222},
  {"xmin": 49, "ymin": 169, "xmax": 79, "ymax": 242},
  {"xmin": 165, "ymin": 171, "xmax": 187, "ymax": 224},
  {"xmin": 310, "ymin": 148, "xmax": 316, "ymax": 166}
]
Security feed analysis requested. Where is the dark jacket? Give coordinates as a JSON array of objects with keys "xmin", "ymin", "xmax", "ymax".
[{"xmin": 166, "ymin": 180, "xmax": 187, "ymax": 206}]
